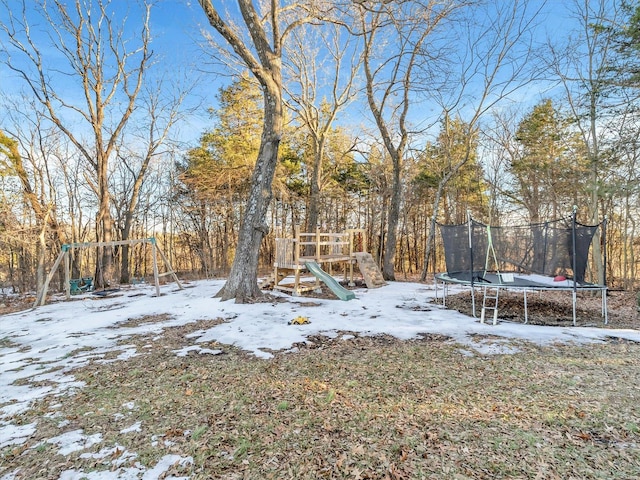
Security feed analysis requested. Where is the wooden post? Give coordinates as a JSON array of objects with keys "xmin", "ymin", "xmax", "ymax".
[
  {"xmin": 64, "ymin": 249, "xmax": 70, "ymax": 300},
  {"xmin": 348, "ymin": 230, "xmax": 355, "ymax": 286},
  {"xmin": 155, "ymin": 244, "xmax": 183, "ymax": 290},
  {"xmin": 294, "ymin": 226, "xmax": 301, "ymax": 265},
  {"xmin": 315, "ymin": 230, "xmax": 321, "ymax": 263},
  {"xmin": 33, "ymin": 248, "xmax": 67, "ymax": 307},
  {"xmin": 314, "ymin": 230, "xmax": 321, "ymax": 289},
  {"xmin": 151, "ymin": 238, "xmax": 161, "ymax": 297}
]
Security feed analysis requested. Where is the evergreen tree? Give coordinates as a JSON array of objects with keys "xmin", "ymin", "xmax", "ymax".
[
  {"xmin": 510, "ymin": 99, "xmax": 588, "ymax": 222},
  {"xmin": 181, "ymin": 73, "xmax": 263, "ymax": 200},
  {"xmin": 610, "ymin": 1, "xmax": 640, "ymax": 88},
  {"xmin": 414, "ymin": 115, "xmax": 486, "ymax": 225},
  {"xmin": 177, "ymin": 74, "xmax": 263, "ymax": 274}
]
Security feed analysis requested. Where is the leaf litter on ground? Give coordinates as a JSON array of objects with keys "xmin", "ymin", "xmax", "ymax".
[{"xmin": 1, "ymin": 278, "xmax": 640, "ymax": 479}]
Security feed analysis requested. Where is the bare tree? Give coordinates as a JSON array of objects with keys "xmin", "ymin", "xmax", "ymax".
[
  {"xmin": 420, "ymin": 0, "xmax": 547, "ymax": 280},
  {"xmin": 0, "ymin": 95, "xmax": 68, "ymax": 292},
  {"xmin": 0, "ymin": 128, "xmax": 53, "ymax": 291},
  {"xmin": 283, "ymin": 21, "xmax": 361, "ymax": 234},
  {"xmin": 547, "ymin": 0, "xmax": 622, "ymax": 284},
  {"xmin": 0, "ymin": 0, "xmax": 152, "ymax": 287},
  {"xmin": 353, "ymin": 0, "xmax": 460, "ymax": 280},
  {"xmin": 113, "ymin": 80, "xmax": 188, "ymax": 283},
  {"xmin": 608, "ymin": 101, "xmax": 640, "ymax": 288},
  {"xmin": 196, "ymin": 0, "xmax": 311, "ymax": 302}
]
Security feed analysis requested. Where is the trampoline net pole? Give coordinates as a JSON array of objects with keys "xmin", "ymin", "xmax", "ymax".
[{"xmin": 468, "ymin": 211, "xmax": 473, "ymax": 278}]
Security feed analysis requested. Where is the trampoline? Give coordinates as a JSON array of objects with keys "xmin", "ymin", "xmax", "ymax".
[{"xmin": 434, "ymin": 210, "xmax": 608, "ymax": 326}]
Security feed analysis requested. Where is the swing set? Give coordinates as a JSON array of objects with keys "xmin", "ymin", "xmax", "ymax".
[{"xmin": 34, "ymin": 237, "xmax": 182, "ymax": 307}]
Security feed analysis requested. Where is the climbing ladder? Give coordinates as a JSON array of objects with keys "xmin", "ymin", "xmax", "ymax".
[{"xmin": 480, "ymin": 287, "xmax": 500, "ymax": 325}]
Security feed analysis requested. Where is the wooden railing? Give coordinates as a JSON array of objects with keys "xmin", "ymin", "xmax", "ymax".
[{"xmin": 274, "ymin": 228, "xmax": 366, "ymax": 269}]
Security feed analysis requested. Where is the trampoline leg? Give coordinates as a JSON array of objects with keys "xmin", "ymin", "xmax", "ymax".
[
  {"xmin": 471, "ymin": 287, "xmax": 476, "ymax": 317},
  {"xmin": 523, "ymin": 290, "xmax": 528, "ymax": 324},
  {"xmin": 602, "ymin": 288, "xmax": 608, "ymax": 325},
  {"xmin": 572, "ymin": 290, "xmax": 577, "ymax": 326},
  {"xmin": 442, "ymin": 282, "xmax": 447, "ymax": 307}
]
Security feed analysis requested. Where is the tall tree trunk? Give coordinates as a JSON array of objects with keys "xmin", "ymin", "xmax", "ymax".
[
  {"xmin": 589, "ymin": 96, "xmax": 605, "ymax": 285},
  {"xmin": 216, "ymin": 85, "xmax": 283, "ymax": 302},
  {"xmin": 36, "ymin": 213, "xmax": 48, "ymax": 293},
  {"xmin": 382, "ymin": 156, "xmax": 402, "ymax": 280},
  {"xmin": 305, "ymin": 136, "xmax": 325, "ymax": 257},
  {"xmin": 119, "ymin": 153, "xmax": 154, "ymax": 283},
  {"xmin": 95, "ymin": 153, "xmax": 114, "ymax": 287},
  {"xmin": 421, "ymin": 198, "xmax": 443, "ymax": 281},
  {"xmin": 197, "ymin": 0, "xmax": 298, "ymax": 302},
  {"xmin": 306, "ymin": 136, "xmax": 324, "ymax": 234}
]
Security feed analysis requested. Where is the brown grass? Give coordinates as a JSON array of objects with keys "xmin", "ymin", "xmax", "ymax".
[{"xmin": 2, "ymin": 318, "xmax": 640, "ymax": 479}]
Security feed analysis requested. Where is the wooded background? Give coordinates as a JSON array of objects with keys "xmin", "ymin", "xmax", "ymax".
[{"xmin": 1, "ymin": 0, "xmax": 639, "ymax": 297}]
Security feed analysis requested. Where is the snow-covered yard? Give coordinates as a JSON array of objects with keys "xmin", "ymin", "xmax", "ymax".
[{"xmin": 2, "ymin": 278, "xmax": 639, "ymax": 479}]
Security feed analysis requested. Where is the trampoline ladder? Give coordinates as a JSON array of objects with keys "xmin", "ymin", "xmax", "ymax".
[{"xmin": 480, "ymin": 287, "xmax": 499, "ymax": 325}]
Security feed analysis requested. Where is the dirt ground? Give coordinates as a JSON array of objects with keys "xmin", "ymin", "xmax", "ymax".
[
  {"xmin": 438, "ymin": 288, "xmax": 639, "ymax": 330},
  {"xmin": 0, "ymin": 294, "xmax": 35, "ymax": 316}
]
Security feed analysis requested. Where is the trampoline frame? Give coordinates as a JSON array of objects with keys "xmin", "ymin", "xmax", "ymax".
[{"xmin": 434, "ymin": 271, "xmax": 608, "ymax": 326}]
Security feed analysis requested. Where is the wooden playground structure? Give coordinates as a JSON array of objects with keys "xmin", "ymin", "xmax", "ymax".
[
  {"xmin": 34, "ymin": 238, "xmax": 183, "ymax": 307},
  {"xmin": 261, "ymin": 227, "xmax": 386, "ymax": 298}
]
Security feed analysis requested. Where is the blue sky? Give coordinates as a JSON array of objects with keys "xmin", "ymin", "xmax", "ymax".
[
  {"xmin": 0, "ymin": 0, "xmax": 610, "ymax": 148},
  {"xmin": 148, "ymin": 0, "xmax": 580, "ymax": 143}
]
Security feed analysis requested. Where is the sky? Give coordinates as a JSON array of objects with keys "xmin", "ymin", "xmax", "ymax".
[
  {"xmin": 0, "ymin": 0, "xmax": 588, "ymax": 148},
  {"xmin": 2, "ymin": 276, "xmax": 639, "ymax": 479}
]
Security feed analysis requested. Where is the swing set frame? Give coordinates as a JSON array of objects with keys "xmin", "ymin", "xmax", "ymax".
[{"xmin": 34, "ymin": 237, "xmax": 182, "ymax": 307}]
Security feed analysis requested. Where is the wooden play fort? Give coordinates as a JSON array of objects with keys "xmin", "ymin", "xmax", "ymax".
[{"xmin": 262, "ymin": 227, "xmax": 386, "ymax": 298}]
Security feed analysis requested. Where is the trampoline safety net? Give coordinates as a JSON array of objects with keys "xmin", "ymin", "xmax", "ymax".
[{"xmin": 438, "ymin": 217, "xmax": 601, "ymax": 284}]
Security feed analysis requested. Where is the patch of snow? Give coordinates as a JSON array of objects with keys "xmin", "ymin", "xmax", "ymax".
[
  {"xmin": 120, "ymin": 422, "xmax": 142, "ymax": 434},
  {"xmin": 0, "ymin": 421, "xmax": 37, "ymax": 448},
  {"xmin": 141, "ymin": 454, "xmax": 193, "ymax": 480},
  {"xmin": 46, "ymin": 429, "xmax": 103, "ymax": 456},
  {"xmin": 172, "ymin": 345, "xmax": 223, "ymax": 357},
  {"xmin": 0, "ymin": 468, "xmax": 20, "ymax": 480},
  {"xmin": 80, "ymin": 444, "xmax": 138, "ymax": 467}
]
